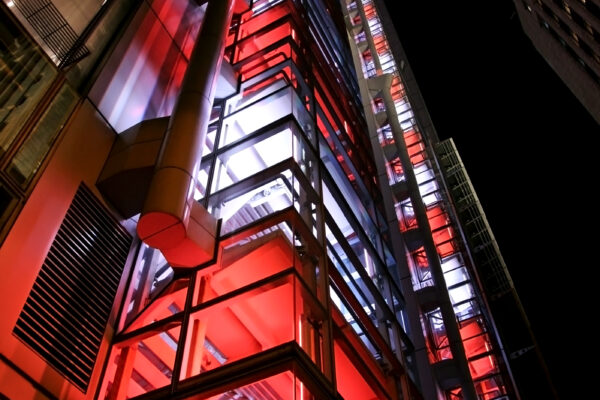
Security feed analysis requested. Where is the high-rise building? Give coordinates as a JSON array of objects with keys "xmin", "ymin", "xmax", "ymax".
[
  {"xmin": 0, "ymin": 0, "xmax": 551, "ymax": 399},
  {"xmin": 514, "ymin": 0, "xmax": 600, "ymax": 123}
]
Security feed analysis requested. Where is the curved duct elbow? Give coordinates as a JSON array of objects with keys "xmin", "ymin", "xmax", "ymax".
[{"xmin": 138, "ymin": 199, "xmax": 217, "ymax": 268}]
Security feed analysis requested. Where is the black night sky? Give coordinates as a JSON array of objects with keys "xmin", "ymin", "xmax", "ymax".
[{"xmin": 385, "ymin": 1, "xmax": 597, "ymax": 398}]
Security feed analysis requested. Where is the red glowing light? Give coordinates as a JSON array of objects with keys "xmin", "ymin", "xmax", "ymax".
[{"xmin": 334, "ymin": 342, "xmax": 378, "ymax": 400}]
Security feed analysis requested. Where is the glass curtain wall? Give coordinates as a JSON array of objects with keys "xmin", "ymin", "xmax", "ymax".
[
  {"xmin": 98, "ymin": 0, "xmax": 420, "ymax": 399},
  {"xmin": 344, "ymin": 0, "xmax": 514, "ymax": 398},
  {"xmin": 0, "ymin": 4, "xmax": 78, "ymax": 239}
]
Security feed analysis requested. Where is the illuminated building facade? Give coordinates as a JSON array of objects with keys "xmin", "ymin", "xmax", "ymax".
[
  {"xmin": 0, "ymin": 0, "xmax": 538, "ymax": 399},
  {"xmin": 515, "ymin": 0, "xmax": 600, "ymax": 123}
]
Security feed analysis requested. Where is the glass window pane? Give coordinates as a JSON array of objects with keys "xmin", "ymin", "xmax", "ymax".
[
  {"xmin": 88, "ymin": 3, "xmax": 189, "ymax": 132},
  {"xmin": 7, "ymin": 84, "xmax": 78, "ymax": 185},
  {"xmin": 448, "ymin": 282, "xmax": 475, "ymax": 306},
  {"xmin": 100, "ymin": 326, "xmax": 181, "ymax": 398},
  {"xmin": 444, "ymin": 266, "xmax": 469, "ymax": 287},
  {"xmin": 150, "ymin": 0, "xmax": 205, "ymax": 59},
  {"xmin": 182, "ymin": 275, "xmax": 295, "ymax": 379},
  {"xmin": 0, "ymin": 10, "xmax": 57, "ymax": 155},
  {"xmin": 220, "ymin": 87, "xmax": 293, "ymax": 147},
  {"xmin": 212, "ymin": 128, "xmax": 293, "ymax": 192},
  {"xmin": 212, "ymin": 172, "xmax": 294, "ymax": 235},
  {"xmin": 0, "ymin": 182, "xmax": 17, "ymax": 230}
]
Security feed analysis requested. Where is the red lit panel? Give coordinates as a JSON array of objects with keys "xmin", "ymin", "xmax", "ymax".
[
  {"xmin": 125, "ymin": 283, "xmax": 187, "ymax": 332},
  {"xmin": 449, "ymin": 375, "xmax": 507, "ymax": 399},
  {"xmin": 151, "ymin": 0, "xmax": 203, "ymax": 59},
  {"xmin": 212, "ymin": 233, "xmax": 295, "ymax": 300},
  {"xmin": 405, "ymin": 133, "xmax": 426, "ymax": 166},
  {"xmin": 425, "ymin": 339, "xmax": 437, "ymax": 363},
  {"xmin": 334, "ymin": 342, "xmax": 379, "ymax": 400},
  {"xmin": 180, "ymin": 278, "xmax": 295, "ymax": 380},
  {"xmin": 469, "ymin": 354, "xmax": 498, "ymax": 380},
  {"xmin": 475, "ymin": 376, "xmax": 507, "ymax": 400},
  {"xmin": 412, "ymin": 248, "xmax": 428, "ymax": 268},
  {"xmin": 314, "ymin": 70, "xmax": 358, "ymax": 145},
  {"xmin": 235, "ymin": 21, "xmax": 294, "ymax": 62},
  {"xmin": 363, "ymin": 3, "xmax": 375, "ymax": 16},
  {"xmin": 427, "ymin": 208, "xmax": 449, "ymax": 231},
  {"xmin": 238, "ymin": 42, "xmax": 295, "ymax": 81},
  {"xmin": 317, "ymin": 113, "xmax": 330, "ymax": 140},
  {"xmin": 390, "ymin": 76, "xmax": 405, "ymax": 101},
  {"xmin": 449, "ymin": 387, "xmax": 462, "ymax": 399},
  {"xmin": 239, "ymin": 2, "xmax": 291, "ymax": 40},
  {"xmin": 433, "ymin": 228, "xmax": 457, "ymax": 258},
  {"xmin": 101, "ymin": 325, "xmax": 182, "ymax": 398},
  {"xmin": 407, "ymin": 142, "xmax": 425, "ymax": 156},
  {"xmin": 206, "ymin": 285, "xmax": 294, "ymax": 367},
  {"xmin": 315, "ymin": 90, "xmax": 341, "ymax": 135},
  {"xmin": 436, "ymin": 347, "xmax": 453, "ymax": 361},
  {"xmin": 426, "ymin": 206, "xmax": 458, "ymax": 257},
  {"xmin": 242, "ymin": 70, "xmax": 292, "ymax": 99},
  {"xmin": 403, "ymin": 129, "xmax": 421, "ymax": 146},
  {"xmin": 344, "ymin": 120, "xmax": 355, "ymax": 143},
  {"xmin": 387, "ymin": 157, "xmax": 404, "ymax": 185},
  {"xmin": 460, "ymin": 321, "xmax": 498, "ymax": 380},
  {"xmin": 409, "ymin": 150, "xmax": 426, "ymax": 166}
]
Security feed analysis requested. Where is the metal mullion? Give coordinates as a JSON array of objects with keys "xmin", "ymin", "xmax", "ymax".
[
  {"xmin": 323, "ymin": 208, "xmax": 398, "ymax": 324},
  {"xmin": 327, "ymin": 240, "xmax": 378, "ymax": 319},
  {"xmin": 189, "ymin": 268, "xmax": 294, "ymax": 315}
]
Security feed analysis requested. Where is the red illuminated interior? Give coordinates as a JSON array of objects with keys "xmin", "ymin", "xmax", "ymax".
[
  {"xmin": 334, "ymin": 342, "xmax": 378, "ymax": 400},
  {"xmin": 203, "ymin": 371, "xmax": 308, "ymax": 400},
  {"xmin": 433, "ymin": 319, "xmax": 498, "ymax": 381},
  {"xmin": 107, "ymin": 233, "xmax": 303, "ymax": 398},
  {"xmin": 352, "ymin": 0, "xmax": 511, "ymax": 397}
]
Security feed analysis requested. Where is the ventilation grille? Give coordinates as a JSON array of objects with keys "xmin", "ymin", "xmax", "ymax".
[
  {"xmin": 12, "ymin": 0, "xmax": 90, "ymax": 66},
  {"xmin": 13, "ymin": 184, "xmax": 132, "ymax": 391}
]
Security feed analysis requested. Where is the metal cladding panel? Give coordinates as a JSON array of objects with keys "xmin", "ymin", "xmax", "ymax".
[{"xmin": 13, "ymin": 184, "xmax": 132, "ymax": 391}]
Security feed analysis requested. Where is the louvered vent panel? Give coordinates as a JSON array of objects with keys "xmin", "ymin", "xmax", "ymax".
[
  {"xmin": 12, "ymin": 0, "xmax": 90, "ymax": 66},
  {"xmin": 13, "ymin": 184, "xmax": 132, "ymax": 391}
]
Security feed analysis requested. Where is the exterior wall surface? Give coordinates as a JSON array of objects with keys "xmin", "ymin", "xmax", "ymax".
[
  {"xmin": 515, "ymin": 0, "xmax": 600, "ymax": 123},
  {"xmin": 0, "ymin": 99, "xmax": 119, "ymax": 398}
]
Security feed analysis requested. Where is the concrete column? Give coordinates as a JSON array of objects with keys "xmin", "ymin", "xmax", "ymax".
[
  {"xmin": 356, "ymin": 0, "xmax": 383, "ymax": 74},
  {"xmin": 378, "ymin": 75, "xmax": 478, "ymax": 400},
  {"xmin": 341, "ymin": 9, "xmax": 438, "ymax": 399}
]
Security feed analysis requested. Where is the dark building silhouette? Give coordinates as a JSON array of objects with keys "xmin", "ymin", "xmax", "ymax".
[{"xmin": 515, "ymin": 0, "xmax": 600, "ymax": 123}]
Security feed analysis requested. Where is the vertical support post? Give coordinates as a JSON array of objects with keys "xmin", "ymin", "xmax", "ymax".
[
  {"xmin": 342, "ymin": 7, "xmax": 439, "ymax": 394},
  {"xmin": 106, "ymin": 346, "xmax": 137, "ymax": 400},
  {"xmin": 356, "ymin": 0, "xmax": 383, "ymax": 75},
  {"xmin": 181, "ymin": 275, "xmax": 211, "ymax": 379}
]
